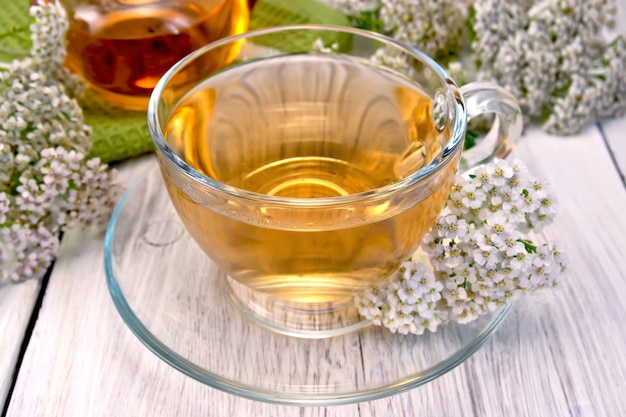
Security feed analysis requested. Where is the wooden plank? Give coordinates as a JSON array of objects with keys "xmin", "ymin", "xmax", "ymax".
[
  {"xmin": 0, "ymin": 280, "xmax": 40, "ymax": 407},
  {"xmin": 362, "ymin": 125, "xmax": 626, "ymax": 416},
  {"xmin": 6, "ymin": 122, "xmax": 626, "ymax": 416},
  {"xmin": 1, "ymin": 155, "xmax": 357, "ymax": 416},
  {"xmin": 6, "ymin": 0, "xmax": 626, "ymax": 406}
]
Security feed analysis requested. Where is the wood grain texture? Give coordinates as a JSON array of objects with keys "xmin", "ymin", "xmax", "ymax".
[
  {"xmin": 5, "ymin": 0, "xmax": 626, "ymax": 409},
  {"xmin": 3, "ymin": 156, "xmax": 363, "ymax": 417},
  {"xmin": 5, "ymin": 124, "xmax": 626, "ymax": 417},
  {"xmin": 0, "ymin": 280, "xmax": 40, "ymax": 407},
  {"xmin": 359, "ymin": 125, "xmax": 626, "ymax": 417}
]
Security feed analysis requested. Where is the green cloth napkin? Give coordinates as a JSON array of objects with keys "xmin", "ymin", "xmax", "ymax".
[{"xmin": 0, "ymin": 0, "xmax": 350, "ymax": 163}]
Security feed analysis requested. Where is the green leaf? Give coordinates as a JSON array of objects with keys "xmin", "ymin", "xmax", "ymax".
[
  {"xmin": 351, "ymin": 7, "xmax": 384, "ymax": 33},
  {"xmin": 517, "ymin": 238, "xmax": 537, "ymax": 253},
  {"xmin": 465, "ymin": 128, "xmax": 479, "ymax": 151},
  {"xmin": 8, "ymin": 169, "xmax": 22, "ymax": 196},
  {"xmin": 466, "ymin": 6, "xmax": 478, "ymax": 45}
]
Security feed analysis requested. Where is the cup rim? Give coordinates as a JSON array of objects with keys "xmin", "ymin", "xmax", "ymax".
[{"xmin": 148, "ymin": 24, "xmax": 467, "ymax": 207}]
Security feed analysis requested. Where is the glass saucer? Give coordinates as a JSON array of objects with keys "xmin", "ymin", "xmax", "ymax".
[{"xmin": 104, "ymin": 158, "xmax": 511, "ymax": 406}]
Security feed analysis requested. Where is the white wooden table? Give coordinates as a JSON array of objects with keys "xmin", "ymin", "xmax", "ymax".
[
  {"xmin": 1, "ymin": 122, "xmax": 625, "ymax": 417},
  {"xmin": 3, "ymin": 27, "xmax": 626, "ymax": 417}
]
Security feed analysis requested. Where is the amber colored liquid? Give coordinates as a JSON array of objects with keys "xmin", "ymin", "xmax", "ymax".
[
  {"xmin": 163, "ymin": 55, "xmax": 458, "ymax": 303},
  {"xmin": 65, "ymin": 0, "xmax": 249, "ymax": 109}
]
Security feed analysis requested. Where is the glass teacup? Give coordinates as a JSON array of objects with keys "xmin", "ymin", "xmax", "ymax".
[{"xmin": 148, "ymin": 25, "xmax": 522, "ymax": 338}]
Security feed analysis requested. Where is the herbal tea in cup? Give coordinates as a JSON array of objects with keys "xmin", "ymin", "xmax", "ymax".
[
  {"xmin": 62, "ymin": 0, "xmax": 250, "ymax": 110},
  {"xmin": 148, "ymin": 25, "xmax": 522, "ymax": 337}
]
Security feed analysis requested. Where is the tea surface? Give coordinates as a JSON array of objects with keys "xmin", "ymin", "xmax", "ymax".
[
  {"xmin": 163, "ymin": 54, "xmax": 455, "ymax": 303},
  {"xmin": 167, "ymin": 55, "xmax": 445, "ymax": 194}
]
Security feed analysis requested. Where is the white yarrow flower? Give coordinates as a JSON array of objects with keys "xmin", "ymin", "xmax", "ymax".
[
  {"xmin": 355, "ymin": 158, "xmax": 566, "ymax": 334},
  {"xmin": 471, "ymin": 0, "xmax": 624, "ymax": 134},
  {"xmin": 0, "ymin": 0, "xmax": 119, "ymax": 284}
]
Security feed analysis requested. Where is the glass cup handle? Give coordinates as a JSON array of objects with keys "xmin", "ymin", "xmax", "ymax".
[{"xmin": 458, "ymin": 82, "xmax": 523, "ymax": 171}]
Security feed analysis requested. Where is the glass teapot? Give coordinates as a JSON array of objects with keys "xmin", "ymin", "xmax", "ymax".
[{"xmin": 61, "ymin": 0, "xmax": 251, "ymax": 110}]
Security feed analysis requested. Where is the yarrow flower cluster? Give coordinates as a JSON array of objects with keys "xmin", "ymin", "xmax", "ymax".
[
  {"xmin": 471, "ymin": 0, "xmax": 625, "ymax": 135},
  {"xmin": 355, "ymin": 159, "xmax": 568, "ymax": 335},
  {"xmin": 0, "ymin": 0, "xmax": 118, "ymax": 284},
  {"xmin": 330, "ymin": 0, "xmax": 468, "ymax": 62},
  {"xmin": 2, "ymin": 0, "xmax": 83, "ymax": 96},
  {"xmin": 330, "ymin": 0, "xmax": 626, "ymax": 135}
]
